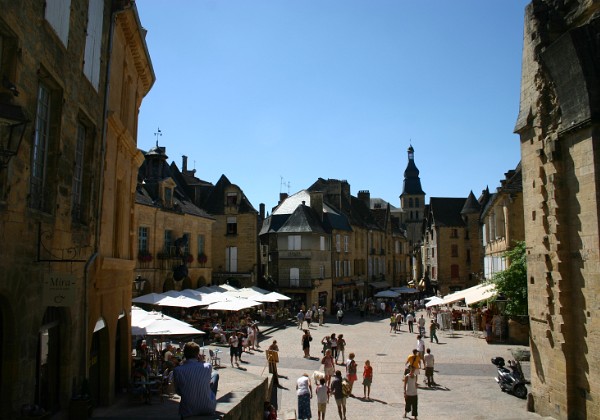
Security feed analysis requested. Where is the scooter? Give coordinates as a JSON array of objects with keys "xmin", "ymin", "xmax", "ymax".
[{"xmin": 491, "ymin": 357, "xmax": 528, "ymax": 399}]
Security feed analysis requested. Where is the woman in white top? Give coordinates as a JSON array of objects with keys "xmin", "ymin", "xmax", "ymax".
[{"xmin": 296, "ymin": 373, "xmax": 313, "ymax": 420}]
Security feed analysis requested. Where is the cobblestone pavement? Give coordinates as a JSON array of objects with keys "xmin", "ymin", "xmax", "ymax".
[{"xmin": 93, "ymin": 309, "xmax": 555, "ymax": 419}]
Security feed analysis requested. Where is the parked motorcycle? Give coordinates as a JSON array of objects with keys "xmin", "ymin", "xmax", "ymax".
[{"xmin": 491, "ymin": 357, "xmax": 528, "ymax": 399}]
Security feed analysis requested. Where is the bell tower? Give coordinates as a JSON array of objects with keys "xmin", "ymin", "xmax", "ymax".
[{"xmin": 400, "ymin": 145, "xmax": 426, "ymax": 246}]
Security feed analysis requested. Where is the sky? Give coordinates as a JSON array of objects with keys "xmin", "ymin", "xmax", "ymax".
[{"xmin": 136, "ymin": 1, "xmax": 530, "ymax": 214}]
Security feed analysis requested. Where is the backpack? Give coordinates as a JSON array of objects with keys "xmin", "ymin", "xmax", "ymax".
[{"xmin": 341, "ymin": 379, "xmax": 351, "ymax": 397}]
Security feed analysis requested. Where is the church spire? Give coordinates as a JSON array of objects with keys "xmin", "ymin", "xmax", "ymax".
[{"xmin": 401, "ymin": 145, "xmax": 425, "ymax": 196}]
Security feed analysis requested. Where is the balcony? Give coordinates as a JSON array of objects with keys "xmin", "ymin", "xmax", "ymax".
[
  {"xmin": 277, "ymin": 278, "xmax": 314, "ymax": 288},
  {"xmin": 279, "ymin": 250, "xmax": 311, "ymax": 259}
]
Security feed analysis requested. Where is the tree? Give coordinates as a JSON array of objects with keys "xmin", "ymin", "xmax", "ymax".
[{"xmin": 491, "ymin": 241, "xmax": 528, "ymax": 317}]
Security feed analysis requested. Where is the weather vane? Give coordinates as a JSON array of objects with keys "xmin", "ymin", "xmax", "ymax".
[{"xmin": 154, "ymin": 127, "xmax": 162, "ymax": 147}]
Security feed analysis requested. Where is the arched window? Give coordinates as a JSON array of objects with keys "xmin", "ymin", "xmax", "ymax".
[
  {"xmin": 409, "ymin": 198, "xmax": 413, "ymax": 208},
  {"xmin": 415, "ymin": 198, "xmax": 419, "ymax": 207}
]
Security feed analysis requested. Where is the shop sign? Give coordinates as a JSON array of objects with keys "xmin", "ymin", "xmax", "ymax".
[{"xmin": 43, "ymin": 272, "xmax": 77, "ymax": 306}]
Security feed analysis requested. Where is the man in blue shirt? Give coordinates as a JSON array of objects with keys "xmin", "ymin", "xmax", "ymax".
[{"xmin": 173, "ymin": 342, "xmax": 219, "ymax": 417}]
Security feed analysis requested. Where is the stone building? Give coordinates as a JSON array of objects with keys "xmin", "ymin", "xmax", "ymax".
[
  {"xmin": 515, "ymin": 1, "xmax": 600, "ymax": 418},
  {"xmin": 481, "ymin": 164, "xmax": 524, "ymax": 279},
  {"xmin": 422, "ymin": 193, "xmax": 486, "ymax": 295},
  {"xmin": 0, "ymin": 0, "xmax": 153, "ymax": 415},
  {"xmin": 135, "ymin": 146, "xmax": 214, "ymax": 294}
]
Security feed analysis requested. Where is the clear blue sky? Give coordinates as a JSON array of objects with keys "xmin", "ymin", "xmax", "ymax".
[{"xmin": 136, "ymin": 1, "xmax": 529, "ymax": 213}]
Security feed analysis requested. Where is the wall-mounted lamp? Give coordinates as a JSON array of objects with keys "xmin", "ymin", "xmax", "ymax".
[{"xmin": 0, "ymin": 103, "xmax": 29, "ymax": 169}]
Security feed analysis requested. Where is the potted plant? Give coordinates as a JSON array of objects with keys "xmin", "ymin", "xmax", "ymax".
[
  {"xmin": 137, "ymin": 250, "xmax": 153, "ymax": 263},
  {"xmin": 198, "ymin": 253, "xmax": 207, "ymax": 267},
  {"xmin": 185, "ymin": 253, "xmax": 194, "ymax": 264}
]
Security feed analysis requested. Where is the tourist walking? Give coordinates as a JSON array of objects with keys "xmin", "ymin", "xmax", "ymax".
[
  {"xmin": 318, "ymin": 306, "xmax": 325, "ymax": 325},
  {"xmin": 296, "ymin": 373, "xmax": 313, "ymax": 420},
  {"xmin": 330, "ymin": 370, "xmax": 346, "ymax": 420},
  {"xmin": 330, "ymin": 333, "xmax": 338, "ymax": 361},
  {"xmin": 305, "ymin": 308, "xmax": 313, "ymax": 328},
  {"xmin": 417, "ymin": 315, "xmax": 426, "ymax": 337},
  {"xmin": 297, "ymin": 310, "xmax": 305, "ymax": 329},
  {"xmin": 228, "ymin": 332, "xmax": 239, "ymax": 367},
  {"xmin": 336, "ymin": 334, "xmax": 346, "ymax": 365},
  {"xmin": 390, "ymin": 313, "xmax": 397, "ymax": 333},
  {"xmin": 406, "ymin": 312, "xmax": 415, "ymax": 333},
  {"xmin": 423, "ymin": 348, "xmax": 435, "ymax": 387},
  {"xmin": 429, "ymin": 319, "xmax": 439, "ymax": 344},
  {"xmin": 316, "ymin": 377, "xmax": 330, "ymax": 420},
  {"xmin": 405, "ymin": 349, "xmax": 422, "ymax": 383},
  {"xmin": 345, "ymin": 352, "xmax": 358, "ymax": 396},
  {"xmin": 321, "ymin": 349, "xmax": 336, "ymax": 386},
  {"xmin": 416, "ymin": 335, "xmax": 425, "ymax": 360},
  {"xmin": 403, "ymin": 366, "xmax": 419, "ymax": 419},
  {"xmin": 302, "ymin": 329, "xmax": 312, "ymax": 358},
  {"xmin": 362, "ymin": 359, "xmax": 373, "ymax": 400},
  {"xmin": 336, "ymin": 308, "xmax": 344, "ymax": 324},
  {"xmin": 321, "ymin": 334, "xmax": 331, "ymax": 355}
]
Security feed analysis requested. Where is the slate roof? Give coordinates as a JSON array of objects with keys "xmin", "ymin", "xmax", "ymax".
[
  {"xmin": 136, "ymin": 148, "xmax": 213, "ymax": 220},
  {"xmin": 201, "ymin": 174, "xmax": 257, "ymax": 214},
  {"xmin": 279, "ymin": 205, "xmax": 328, "ymax": 234},
  {"xmin": 461, "ymin": 191, "xmax": 481, "ymax": 214},
  {"xmin": 428, "ymin": 197, "xmax": 468, "ymax": 227},
  {"xmin": 481, "ymin": 163, "xmax": 522, "ymax": 218}
]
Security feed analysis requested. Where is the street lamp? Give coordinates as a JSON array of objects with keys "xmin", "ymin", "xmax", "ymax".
[{"xmin": 0, "ymin": 103, "xmax": 29, "ymax": 169}]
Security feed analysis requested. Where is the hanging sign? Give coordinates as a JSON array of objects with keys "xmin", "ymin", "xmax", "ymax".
[{"xmin": 43, "ymin": 272, "xmax": 77, "ymax": 306}]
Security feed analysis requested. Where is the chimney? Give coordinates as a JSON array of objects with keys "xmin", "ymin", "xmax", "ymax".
[
  {"xmin": 182, "ymin": 155, "xmax": 188, "ymax": 172},
  {"xmin": 310, "ymin": 191, "xmax": 324, "ymax": 222},
  {"xmin": 279, "ymin": 193, "xmax": 288, "ymax": 204},
  {"xmin": 358, "ymin": 190, "xmax": 371, "ymax": 208},
  {"xmin": 259, "ymin": 203, "xmax": 265, "ymax": 220}
]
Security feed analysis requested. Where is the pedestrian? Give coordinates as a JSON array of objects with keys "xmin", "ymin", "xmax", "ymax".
[
  {"xmin": 429, "ymin": 319, "xmax": 439, "ymax": 344},
  {"xmin": 321, "ymin": 349, "xmax": 335, "ymax": 386},
  {"xmin": 318, "ymin": 306, "xmax": 325, "ymax": 326},
  {"xmin": 336, "ymin": 334, "xmax": 346, "ymax": 365},
  {"xmin": 390, "ymin": 312, "xmax": 397, "ymax": 333},
  {"xmin": 345, "ymin": 352, "xmax": 358, "ymax": 396},
  {"xmin": 173, "ymin": 342, "xmax": 219, "ymax": 417},
  {"xmin": 316, "ymin": 377, "xmax": 330, "ymax": 420},
  {"xmin": 403, "ymin": 365, "xmax": 418, "ymax": 419},
  {"xmin": 423, "ymin": 348, "xmax": 435, "ymax": 387},
  {"xmin": 362, "ymin": 359, "xmax": 373, "ymax": 400},
  {"xmin": 406, "ymin": 312, "xmax": 415, "ymax": 333},
  {"xmin": 297, "ymin": 310, "xmax": 305, "ymax": 329},
  {"xmin": 321, "ymin": 334, "xmax": 331, "ymax": 355},
  {"xmin": 336, "ymin": 308, "xmax": 344, "ymax": 324},
  {"xmin": 417, "ymin": 314, "xmax": 426, "ymax": 337},
  {"xmin": 330, "ymin": 370, "xmax": 346, "ymax": 420},
  {"xmin": 395, "ymin": 312, "xmax": 403, "ymax": 332},
  {"xmin": 228, "ymin": 332, "xmax": 239, "ymax": 367},
  {"xmin": 405, "ymin": 349, "xmax": 422, "ymax": 383},
  {"xmin": 330, "ymin": 333, "xmax": 338, "ymax": 361},
  {"xmin": 305, "ymin": 308, "xmax": 313, "ymax": 327},
  {"xmin": 416, "ymin": 335, "xmax": 425, "ymax": 361},
  {"xmin": 302, "ymin": 329, "xmax": 312, "ymax": 358},
  {"xmin": 268, "ymin": 340, "xmax": 279, "ymax": 381},
  {"xmin": 296, "ymin": 373, "xmax": 313, "ymax": 420}
]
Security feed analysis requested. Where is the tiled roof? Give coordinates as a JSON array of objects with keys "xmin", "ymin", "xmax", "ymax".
[{"xmin": 428, "ymin": 197, "xmax": 468, "ymax": 227}]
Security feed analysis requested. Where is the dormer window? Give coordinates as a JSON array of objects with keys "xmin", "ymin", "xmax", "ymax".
[
  {"xmin": 226, "ymin": 192, "xmax": 238, "ymax": 206},
  {"xmin": 164, "ymin": 187, "xmax": 172, "ymax": 206}
]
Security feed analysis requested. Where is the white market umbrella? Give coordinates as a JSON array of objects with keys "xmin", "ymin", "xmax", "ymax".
[
  {"xmin": 218, "ymin": 284, "xmax": 239, "ymax": 291},
  {"xmin": 374, "ymin": 290, "xmax": 400, "ymax": 298},
  {"xmin": 133, "ymin": 317, "xmax": 204, "ymax": 336},
  {"xmin": 157, "ymin": 295, "xmax": 207, "ymax": 308},
  {"xmin": 267, "ymin": 291, "xmax": 291, "ymax": 301},
  {"xmin": 243, "ymin": 286, "xmax": 271, "ymax": 295},
  {"xmin": 206, "ymin": 298, "xmax": 262, "ymax": 311},
  {"xmin": 132, "ymin": 292, "xmax": 167, "ymax": 305},
  {"xmin": 249, "ymin": 293, "xmax": 280, "ymax": 303},
  {"xmin": 425, "ymin": 296, "xmax": 445, "ymax": 307},
  {"xmin": 393, "ymin": 286, "xmax": 419, "ymax": 294},
  {"xmin": 162, "ymin": 290, "xmax": 183, "ymax": 297},
  {"xmin": 180, "ymin": 289, "xmax": 227, "ymax": 305},
  {"xmin": 464, "ymin": 284, "xmax": 497, "ymax": 305}
]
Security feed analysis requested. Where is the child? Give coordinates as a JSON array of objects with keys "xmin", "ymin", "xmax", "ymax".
[
  {"xmin": 362, "ymin": 359, "xmax": 373, "ymax": 400},
  {"xmin": 316, "ymin": 377, "xmax": 330, "ymax": 420}
]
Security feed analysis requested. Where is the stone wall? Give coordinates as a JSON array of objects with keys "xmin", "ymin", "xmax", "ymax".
[{"xmin": 516, "ymin": 1, "xmax": 600, "ymax": 418}]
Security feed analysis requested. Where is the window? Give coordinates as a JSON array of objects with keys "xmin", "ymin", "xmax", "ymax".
[
  {"xmin": 197, "ymin": 234, "xmax": 205, "ymax": 255},
  {"xmin": 226, "ymin": 246, "xmax": 237, "ymax": 272},
  {"xmin": 138, "ymin": 227, "xmax": 149, "ymax": 252},
  {"xmin": 30, "ymin": 83, "xmax": 52, "ymax": 211},
  {"xmin": 226, "ymin": 217, "xmax": 237, "ymax": 235},
  {"xmin": 226, "ymin": 192, "xmax": 237, "ymax": 206},
  {"xmin": 288, "ymin": 235, "xmax": 301, "ymax": 250},
  {"xmin": 451, "ymin": 244, "xmax": 458, "ymax": 258},
  {"xmin": 409, "ymin": 198, "xmax": 413, "ymax": 208},
  {"xmin": 319, "ymin": 265, "xmax": 325, "ymax": 279},
  {"xmin": 164, "ymin": 187, "xmax": 172, "ymax": 206},
  {"xmin": 335, "ymin": 261, "xmax": 340, "ymax": 278},
  {"xmin": 466, "ymin": 249, "xmax": 471, "ymax": 263},
  {"xmin": 45, "ymin": 0, "xmax": 71, "ymax": 45},
  {"xmin": 344, "ymin": 235, "xmax": 349, "ymax": 253},
  {"xmin": 451, "ymin": 229, "xmax": 458, "ymax": 238},
  {"xmin": 164, "ymin": 230, "xmax": 173, "ymax": 254},
  {"xmin": 451, "ymin": 264, "xmax": 459, "ymax": 279},
  {"xmin": 432, "ymin": 248, "xmax": 435, "ymax": 258},
  {"xmin": 431, "ymin": 266, "xmax": 436, "ymax": 279},
  {"xmin": 290, "ymin": 268, "xmax": 300, "ymax": 287},
  {"xmin": 71, "ymin": 122, "xmax": 85, "ymax": 221},
  {"xmin": 335, "ymin": 234, "xmax": 341, "ymax": 252},
  {"xmin": 320, "ymin": 236, "xmax": 325, "ymax": 251},
  {"xmin": 83, "ymin": 0, "xmax": 103, "ymax": 89},
  {"xmin": 183, "ymin": 233, "xmax": 190, "ymax": 254},
  {"xmin": 415, "ymin": 198, "xmax": 420, "ymax": 207}
]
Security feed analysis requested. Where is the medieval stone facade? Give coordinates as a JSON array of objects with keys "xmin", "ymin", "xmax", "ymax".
[
  {"xmin": 0, "ymin": 0, "xmax": 153, "ymax": 415},
  {"xmin": 516, "ymin": 1, "xmax": 600, "ymax": 418}
]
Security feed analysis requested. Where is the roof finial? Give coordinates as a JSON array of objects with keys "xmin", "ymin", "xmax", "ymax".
[{"xmin": 154, "ymin": 127, "xmax": 162, "ymax": 147}]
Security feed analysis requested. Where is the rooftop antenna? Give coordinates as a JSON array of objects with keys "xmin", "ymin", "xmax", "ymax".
[
  {"xmin": 280, "ymin": 176, "xmax": 285, "ymax": 194},
  {"xmin": 287, "ymin": 181, "xmax": 291, "ymax": 194},
  {"xmin": 154, "ymin": 127, "xmax": 162, "ymax": 146}
]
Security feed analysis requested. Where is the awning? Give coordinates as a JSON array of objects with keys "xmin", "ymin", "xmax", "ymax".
[
  {"xmin": 440, "ymin": 284, "xmax": 494, "ymax": 305},
  {"xmin": 369, "ymin": 281, "xmax": 390, "ymax": 289},
  {"xmin": 464, "ymin": 284, "xmax": 497, "ymax": 305}
]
